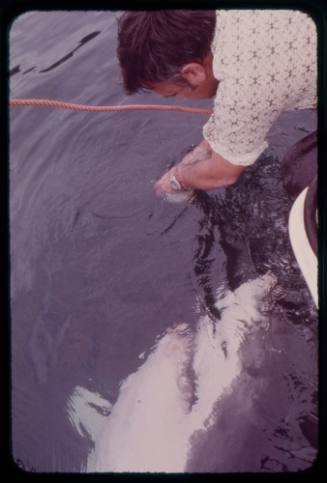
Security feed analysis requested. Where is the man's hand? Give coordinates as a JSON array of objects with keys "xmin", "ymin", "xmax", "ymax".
[
  {"xmin": 154, "ymin": 166, "xmax": 180, "ymax": 198},
  {"xmin": 154, "ymin": 139, "xmax": 246, "ymax": 198},
  {"xmin": 154, "ymin": 142, "xmax": 211, "ymax": 198}
]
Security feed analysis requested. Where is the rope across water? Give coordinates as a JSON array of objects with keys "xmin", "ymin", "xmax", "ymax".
[{"xmin": 9, "ymin": 98, "xmax": 213, "ymax": 115}]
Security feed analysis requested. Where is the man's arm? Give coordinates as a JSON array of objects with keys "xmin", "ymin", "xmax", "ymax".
[{"xmin": 154, "ymin": 139, "xmax": 246, "ymax": 196}]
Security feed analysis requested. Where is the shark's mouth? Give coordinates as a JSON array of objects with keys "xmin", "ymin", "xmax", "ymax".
[{"xmin": 67, "ymin": 273, "xmax": 275, "ymax": 473}]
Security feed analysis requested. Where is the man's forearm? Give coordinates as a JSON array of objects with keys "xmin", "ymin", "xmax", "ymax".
[{"xmin": 175, "ymin": 140, "xmax": 246, "ymax": 190}]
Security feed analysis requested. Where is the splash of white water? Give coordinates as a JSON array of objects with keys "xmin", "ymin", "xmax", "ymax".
[{"xmin": 67, "ymin": 273, "xmax": 274, "ymax": 473}]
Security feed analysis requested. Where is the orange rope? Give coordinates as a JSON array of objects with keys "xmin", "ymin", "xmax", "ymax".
[{"xmin": 9, "ymin": 98, "xmax": 212, "ymax": 115}]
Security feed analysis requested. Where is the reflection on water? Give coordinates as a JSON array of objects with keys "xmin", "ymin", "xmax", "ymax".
[
  {"xmin": 39, "ymin": 31, "xmax": 102, "ymax": 73},
  {"xmin": 10, "ymin": 30, "xmax": 102, "ymax": 77},
  {"xmin": 10, "ymin": 11, "xmax": 317, "ymax": 473}
]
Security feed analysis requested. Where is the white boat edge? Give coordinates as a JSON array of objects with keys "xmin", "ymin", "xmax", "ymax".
[{"xmin": 288, "ymin": 187, "xmax": 318, "ymax": 307}]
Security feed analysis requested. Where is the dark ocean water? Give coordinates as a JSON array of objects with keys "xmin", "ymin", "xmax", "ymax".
[{"xmin": 10, "ymin": 11, "xmax": 318, "ymax": 473}]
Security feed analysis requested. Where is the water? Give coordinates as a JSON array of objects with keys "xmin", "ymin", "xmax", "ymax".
[{"xmin": 9, "ymin": 11, "xmax": 318, "ymax": 473}]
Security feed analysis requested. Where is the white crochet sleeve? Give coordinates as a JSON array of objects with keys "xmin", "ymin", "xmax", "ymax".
[{"xmin": 203, "ymin": 9, "xmax": 317, "ymax": 166}]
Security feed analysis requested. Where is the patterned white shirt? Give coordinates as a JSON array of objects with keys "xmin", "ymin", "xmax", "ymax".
[{"xmin": 203, "ymin": 9, "xmax": 317, "ymax": 166}]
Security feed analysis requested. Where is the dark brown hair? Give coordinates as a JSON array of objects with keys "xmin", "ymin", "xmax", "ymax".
[{"xmin": 117, "ymin": 10, "xmax": 216, "ymax": 94}]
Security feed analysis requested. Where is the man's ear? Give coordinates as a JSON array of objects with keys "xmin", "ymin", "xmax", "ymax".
[{"xmin": 180, "ymin": 63, "xmax": 207, "ymax": 87}]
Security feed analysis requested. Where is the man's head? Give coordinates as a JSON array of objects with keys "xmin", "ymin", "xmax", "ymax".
[{"xmin": 117, "ymin": 10, "xmax": 218, "ymax": 100}]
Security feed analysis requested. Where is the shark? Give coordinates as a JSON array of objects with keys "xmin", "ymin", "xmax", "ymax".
[{"xmin": 67, "ymin": 273, "xmax": 274, "ymax": 472}]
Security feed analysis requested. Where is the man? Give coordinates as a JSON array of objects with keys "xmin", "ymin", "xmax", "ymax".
[{"xmin": 117, "ymin": 10, "xmax": 317, "ymax": 198}]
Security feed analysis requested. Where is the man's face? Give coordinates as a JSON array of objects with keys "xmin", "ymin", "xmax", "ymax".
[
  {"xmin": 147, "ymin": 55, "xmax": 218, "ymax": 100},
  {"xmin": 149, "ymin": 77, "xmax": 218, "ymax": 100}
]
